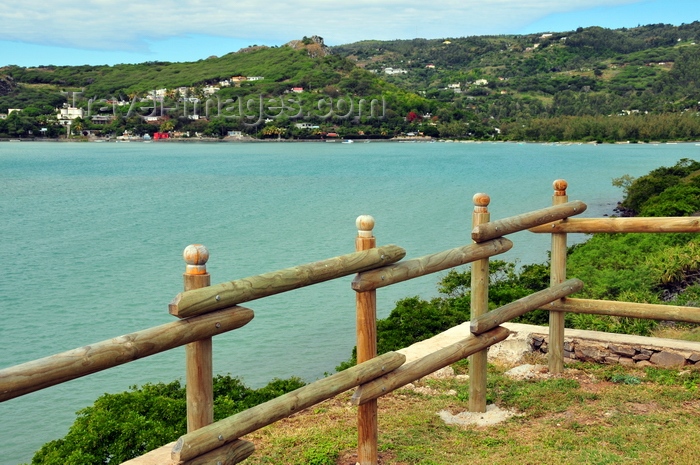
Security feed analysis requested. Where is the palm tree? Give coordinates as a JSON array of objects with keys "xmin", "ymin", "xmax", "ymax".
[
  {"xmin": 72, "ymin": 118, "xmax": 85, "ymax": 136},
  {"xmin": 159, "ymin": 119, "xmax": 175, "ymax": 133},
  {"xmin": 262, "ymin": 125, "xmax": 285, "ymax": 139}
]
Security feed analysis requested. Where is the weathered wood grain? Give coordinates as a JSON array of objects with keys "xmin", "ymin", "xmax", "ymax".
[
  {"xmin": 351, "ymin": 238, "xmax": 512, "ymax": 292},
  {"xmin": 469, "ymin": 193, "xmax": 490, "ymax": 413},
  {"xmin": 470, "ymin": 279, "xmax": 584, "ymax": 334},
  {"xmin": 471, "ymin": 200, "xmax": 587, "ymax": 242},
  {"xmin": 171, "ymin": 352, "xmax": 405, "ymax": 463},
  {"xmin": 549, "ymin": 180, "xmax": 568, "ymax": 374},
  {"xmin": 351, "ymin": 326, "xmax": 510, "ymax": 405},
  {"xmin": 182, "ymin": 244, "xmax": 214, "ymax": 432},
  {"xmin": 529, "ymin": 217, "xmax": 700, "ymax": 234},
  {"xmin": 548, "ymin": 298, "xmax": 700, "ymax": 323},
  {"xmin": 0, "ymin": 306, "xmax": 254, "ymax": 402},
  {"xmin": 170, "ymin": 244, "xmax": 406, "ymax": 318},
  {"xmin": 355, "ymin": 215, "xmax": 378, "ymax": 465},
  {"xmin": 120, "ymin": 439, "xmax": 254, "ymax": 465}
]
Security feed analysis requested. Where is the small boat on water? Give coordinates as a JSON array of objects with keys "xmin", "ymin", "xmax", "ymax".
[{"xmin": 342, "ymin": 139, "xmax": 354, "ymax": 144}]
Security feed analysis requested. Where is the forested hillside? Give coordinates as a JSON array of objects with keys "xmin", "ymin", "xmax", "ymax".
[
  {"xmin": 334, "ymin": 22, "xmax": 700, "ymax": 141},
  {"xmin": 3, "ymin": 23, "xmax": 700, "ymax": 140},
  {"xmin": 0, "ymin": 37, "xmax": 429, "ymax": 139},
  {"xmin": 335, "ymin": 22, "xmax": 700, "ymax": 112}
]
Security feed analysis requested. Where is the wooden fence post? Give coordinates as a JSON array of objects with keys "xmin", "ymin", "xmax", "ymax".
[
  {"xmin": 182, "ymin": 244, "xmax": 214, "ymax": 431},
  {"xmin": 549, "ymin": 180, "xmax": 568, "ymax": 374},
  {"xmin": 469, "ymin": 194, "xmax": 490, "ymax": 413},
  {"xmin": 355, "ymin": 215, "xmax": 378, "ymax": 465}
]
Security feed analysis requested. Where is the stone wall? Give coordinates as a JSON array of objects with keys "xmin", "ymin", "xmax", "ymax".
[
  {"xmin": 400, "ymin": 322, "xmax": 700, "ymax": 370},
  {"xmin": 530, "ymin": 334, "xmax": 700, "ymax": 368}
]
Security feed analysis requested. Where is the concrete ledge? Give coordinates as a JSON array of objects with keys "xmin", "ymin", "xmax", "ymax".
[{"xmin": 398, "ymin": 322, "xmax": 700, "ymax": 369}]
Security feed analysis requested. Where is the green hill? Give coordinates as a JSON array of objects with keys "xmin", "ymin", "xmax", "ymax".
[
  {"xmin": 333, "ymin": 23, "xmax": 700, "ymax": 119},
  {"xmin": 0, "ymin": 36, "xmax": 432, "ymax": 139},
  {"xmin": 4, "ymin": 24, "xmax": 700, "ymax": 141},
  {"xmin": 1, "ymin": 40, "xmax": 363, "ymax": 100}
]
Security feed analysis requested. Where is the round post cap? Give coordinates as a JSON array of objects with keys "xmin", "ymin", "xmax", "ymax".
[
  {"xmin": 183, "ymin": 244, "xmax": 209, "ymax": 275},
  {"xmin": 553, "ymin": 179, "xmax": 568, "ymax": 196},
  {"xmin": 356, "ymin": 215, "xmax": 375, "ymax": 237},
  {"xmin": 473, "ymin": 193, "xmax": 490, "ymax": 212}
]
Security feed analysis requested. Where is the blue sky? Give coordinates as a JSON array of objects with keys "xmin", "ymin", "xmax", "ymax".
[{"xmin": 1, "ymin": 0, "xmax": 699, "ymax": 67}]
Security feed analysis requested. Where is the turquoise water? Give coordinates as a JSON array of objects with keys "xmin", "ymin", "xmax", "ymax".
[{"xmin": 0, "ymin": 140, "xmax": 694, "ymax": 464}]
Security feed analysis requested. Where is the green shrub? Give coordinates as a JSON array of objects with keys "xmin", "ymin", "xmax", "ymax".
[
  {"xmin": 30, "ymin": 376, "xmax": 305, "ymax": 465},
  {"xmin": 617, "ymin": 158, "xmax": 700, "ymax": 213},
  {"xmin": 640, "ymin": 184, "xmax": 700, "ymax": 216}
]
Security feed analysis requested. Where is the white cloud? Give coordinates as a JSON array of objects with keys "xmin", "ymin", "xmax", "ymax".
[{"xmin": 0, "ymin": 0, "xmax": 644, "ymax": 51}]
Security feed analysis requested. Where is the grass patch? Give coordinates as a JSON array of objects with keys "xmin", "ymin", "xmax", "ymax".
[
  {"xmin": 243, "ymin": 362, "xmax": 700, "ymax": 464},
  {"xmin": 651, "ymin": 325, "xmax": 700, "ymax": 342}
]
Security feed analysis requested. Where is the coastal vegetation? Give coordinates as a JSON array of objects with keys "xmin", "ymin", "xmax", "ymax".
[
  {"xmin": 3, "ymin": 23, "xmax": 700, "ymax": 140},
  {"xmin": 29, "ymin": 376, "xmax": 305, "ymax": 464},
  {"xmin": 23, "ymin": 160, "xmax": 700, "ymax": 464}
]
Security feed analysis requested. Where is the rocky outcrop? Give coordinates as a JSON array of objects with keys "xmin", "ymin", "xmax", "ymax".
[
  {"xmin": 0, "ymin": 74, "xmax": 15, "ymax": 96},
  {"xmin": 286, "ymin": 36, "xmax": 332, "ymax": 58}
]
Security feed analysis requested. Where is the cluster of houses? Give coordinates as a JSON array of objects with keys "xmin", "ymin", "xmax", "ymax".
[
  {"xmin": 369, "ymin": 64, "xmax": 496, "ymax": 94},
  {"xmin": 445, "ymin": 79, "xmax": 490, "ymax": 93},
  {"xmin": 368, "ymin": 67, "xmax": 409, "ymax": 75},
  {"xmin": 44, "ymin": 75, "xmax": 280, "ymax": 128},
  {"xmin": 5, "ymin": 73, "xmax": 312, "ymax": 136},
  {"xmin": 153, "ymin": 74, "xmax": 265, "ymax": 100}
]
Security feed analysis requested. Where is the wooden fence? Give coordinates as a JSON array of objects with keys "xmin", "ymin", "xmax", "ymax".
[{"xmin": 2, "ymin": 179, "xmax": 700, "ymax": 465}]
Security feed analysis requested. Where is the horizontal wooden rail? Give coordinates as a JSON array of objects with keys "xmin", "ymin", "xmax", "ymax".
[
  {"xmin": 351, "ymin": 326, "xmax": 510, "ymax": 405},
  {"xmin": 471, "ymin": 201, "xmax": 587, "ymax": 242},
  {"xmin": 470, "ymin": 279, "xmax": 584, "ymax": 334},
  {"xmin": 170, "ymin": 244, "xmax": 406, "ymax": 318},
  {"xmin": 547, "ymin": 298, "xmax": 700, "ymax": 324},
  {"xmin": 351, "ymin": 238, "xmax": 513, "ymax": 292},
  {"xmin": 121, "ymin": 439, "xmax": 254, "ymax": 465},
  {"xmin": 171, "ymin": 351, "xmax": 406, "ymax": 463},
  {"xmin": 0, "ymin": 306, "xmax": 254, "ymax": 402},
  {"xmin": 529, "ymin": 217, "xmax": 700, "ymax": 234}
]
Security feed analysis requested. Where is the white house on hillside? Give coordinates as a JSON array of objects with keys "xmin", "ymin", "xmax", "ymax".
[
  {"xmin": 384, "ymin": 68, "xmax": 408, "ymax": 75},
  {"xmin": 57, "ymin": 105, "xmax": 84, "ymax": 126},
  {"xmin": 202, "ymin": 85, "xmax": 219, "ymax": 96}
]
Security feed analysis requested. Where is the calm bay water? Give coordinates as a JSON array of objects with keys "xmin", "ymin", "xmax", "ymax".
[{"xmin": 0, "ymin": 140, "xmax": 695, "ymax": 464}]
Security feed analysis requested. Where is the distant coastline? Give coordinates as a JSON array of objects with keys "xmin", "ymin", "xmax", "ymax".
[
  {"xmin": 0, "ymin": 136, "xmax": 438, "ymax": 143},
  {"xmin": 2, "ymin": 137, "xmax": 700, "ymax": 144}
]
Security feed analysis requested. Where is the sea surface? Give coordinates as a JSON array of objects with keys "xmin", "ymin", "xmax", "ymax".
[{"xmin": 0, "ymin": 140, "xmax": 695, "ymax": 464}]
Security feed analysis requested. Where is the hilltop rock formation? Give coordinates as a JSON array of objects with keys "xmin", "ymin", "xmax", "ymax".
[{"xmin": 286, "ymin": 35, "xmax": 332, "ymax": 58}]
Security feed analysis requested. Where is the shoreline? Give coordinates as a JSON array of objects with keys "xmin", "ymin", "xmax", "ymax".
[
  {"xmin": 3, "ymin": 137, "xmax": 700, "ymax": 144},
  {"xmin": 0, "ymin": 137, "xmax": 426, "ymax": 143}
]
